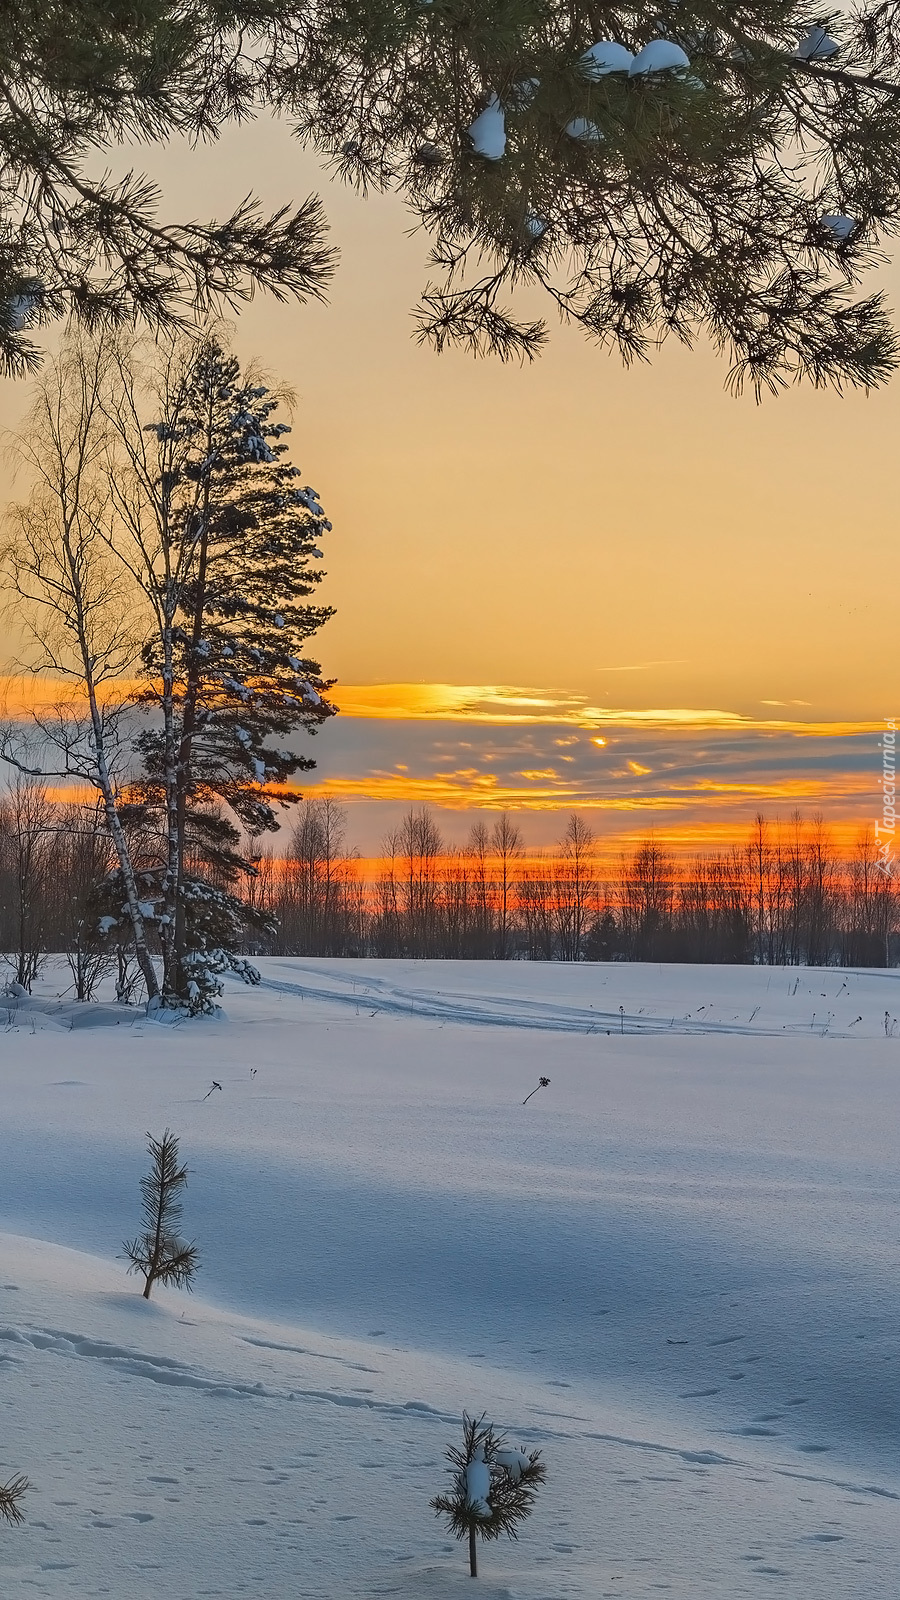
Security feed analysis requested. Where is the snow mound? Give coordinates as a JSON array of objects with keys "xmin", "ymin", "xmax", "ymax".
[
  {"xmin": 629, "ymin": 39, "xmax": 691, "ymax": 75},
  {"xmin": 580, "ymin": 41, "xmax": 633, "ymax": 77}
]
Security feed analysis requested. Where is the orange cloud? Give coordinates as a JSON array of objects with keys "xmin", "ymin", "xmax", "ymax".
[
  {"xmin": 0, "ymin": 673, "xmax": 140, "ymax": 717},
  {"xmin": 330, "ymin": 683, "xmax": 880, "ymax": 737},
  {"xmin": 304, "ymin": 772, "xmax": 702, "ymax": 813}
]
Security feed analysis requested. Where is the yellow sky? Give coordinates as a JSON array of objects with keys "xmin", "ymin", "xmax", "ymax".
[
  {"xmin": 0, "ymin": 115, "xmax": 897, "ymax": 851},
  {"xmin": 1, "ymin": 116, "xmax": 897, "ymax": 716}
]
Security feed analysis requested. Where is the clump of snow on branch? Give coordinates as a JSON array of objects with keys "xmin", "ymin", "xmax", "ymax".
[{"xmin": 468, "ymin": 95, "xmax": 506, "ymax": 160}]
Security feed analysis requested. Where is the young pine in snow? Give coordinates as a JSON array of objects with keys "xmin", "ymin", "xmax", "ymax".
[
  {"xmin": 431, "ymin": 1412, "xmax": 546, "ymax": 1578},
  {"xmin": 123, "ymin": 1130, "xmax": 199, "ymax": 1300}
]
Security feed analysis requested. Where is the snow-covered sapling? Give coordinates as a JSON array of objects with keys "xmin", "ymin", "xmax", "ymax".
[
  {"xmin": 0, "ymin": 1473, "xmax": 29, "ymax": 1524},
  {"xmin": 522, "ymin": 1076, "xmax": 550, "ymax": 1105},
  {"xmin": 431, "ymin": 1412, "xmax": 546, "ymax": 1578},
  {"xmin": 123, "ymin": 1130, "xmax": 199, "ymax": 1300}
]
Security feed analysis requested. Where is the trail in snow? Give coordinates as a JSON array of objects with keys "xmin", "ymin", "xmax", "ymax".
[{"xmin": 259, "ymin": 960, "xmax": 892, "ymax": 1038}]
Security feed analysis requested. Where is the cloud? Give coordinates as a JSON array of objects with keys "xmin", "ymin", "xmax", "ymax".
[
  {"xmin": 1, "ymin": 674, "xmax": 880, "ymax": 856},
  {"xmin": 331, "ymin": 682, "xmax": 879, "ymax": 737},
  {"xmin": 298, "ymin": 691, "xmax": 882, "ymax": 851}
]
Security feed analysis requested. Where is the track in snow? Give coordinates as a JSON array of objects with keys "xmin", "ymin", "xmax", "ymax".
[{"xmin": 259, "ymin": 964, "xmax": 859, "ymax": 1039}]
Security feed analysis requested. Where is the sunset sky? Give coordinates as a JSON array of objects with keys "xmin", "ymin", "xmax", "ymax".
[{"xmin": 1, "ymin": 115, "xmax": 896, "ymax": 857}]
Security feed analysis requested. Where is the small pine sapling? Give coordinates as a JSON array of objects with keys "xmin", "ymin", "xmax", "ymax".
[
  {"xmin": 123, "ymin": 1130, "xmax": 199, "ymax": 1300},
  {"xmin": 431, "ymin": 1412, "xmax": 546, "ymax": 1578},
  {"xmin": 0, "ymin": 1473, "xmax": 29, "ymax": 1524}
]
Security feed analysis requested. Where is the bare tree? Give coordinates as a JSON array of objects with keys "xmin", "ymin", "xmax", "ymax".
[
  {"xmin": 553, "ymin": 814, "xmax": 596, "ymax": 961},
  {"xmin": 0, "ymin": 774, "xmax": 53, "ymax": 989},
  {"xmin": 55, "ymin": 801, "xmax": 117, "ymax": 1000},
  {"xmin": 491, "ymin": 813, "xmax": 523, "ymax": 959},
  {"xmin": 398, "ymin": 807, "xmax": 444, "ymax": 957},
  {"xmin": 619, "ymin": 839, "xmax": 674, "ymax": 960},
  {"xmin": 1, "ymin": 336, "xmax": 160, "ymax": 1002}
]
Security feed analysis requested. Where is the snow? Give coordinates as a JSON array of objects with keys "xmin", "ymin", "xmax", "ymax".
[
  {"xmin": 465, "ymin": 1451, "xmax": 491, "ymax": 1516},
  {"xmin": 580, "ymin": 41, "xmax": 634, "ymax": 77},
  {"xmin": 5, "ymin": 294, "xmax": 38, "ymax": 332},
  {"xmin": 629, "ymin": 40, "xmax": 691, "ymax": 76},
  {"xmin": 564, "ymin": 119, "xmax": 605, "ymax": 143},
  {"xmin": 794, "ymin": 26, "xmax": 840, "ymax": 61},
  {"xmin": 821, "ymin": 214, "xmax": 857, "ymax": 240},
  {"xmin": 1, "ymin": 958, "xmax": 898, "ymax": 1598},
  {"xmin": 494, "ymin": 1448, "xmax": 530, "ymax": 1482},
  {"xmin": 468, "ymin": 96, "xmax": 506, "ymax": 161}
]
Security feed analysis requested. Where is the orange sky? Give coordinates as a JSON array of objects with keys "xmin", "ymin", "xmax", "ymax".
[{"xmin": 1, "ymin": 116, "xmax": 897, "ymax": 855}]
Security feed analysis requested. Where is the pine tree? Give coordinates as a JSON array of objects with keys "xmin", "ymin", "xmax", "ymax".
[
  {"xmin": 102, "ymin": 332, "xmax": 335, "ymax": 1009},
  {"xmin": 431, "ymin": 1412, "xmax": 546, "ymax": 1579},
  {"xmin": 0, "ymin": 1474, "xmax": 29, "ymax": 1525},
  {"xmin": 9, "ymin": 6, "xmax": 900, "ymax": 390},
  {"xmin": 123, "ymin": 1129, "xmax": 199, "ymax": 1299}
]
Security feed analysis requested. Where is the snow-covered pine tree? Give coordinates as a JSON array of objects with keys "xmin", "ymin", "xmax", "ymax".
[
  {"xmin": 92, "ymin": 804, "xmax": 279, "ymax": 1013},
  {"xmin": 105, "ymin": 334, "xmax": 335, "ymax": 1011},
  {"xmin": 431, "ymin": 1412, "xmax": 546, "ymax": 1579}
]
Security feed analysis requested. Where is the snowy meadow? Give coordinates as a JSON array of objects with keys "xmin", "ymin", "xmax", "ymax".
[{"xmin": 1, "ymin": 959, "xmax": 898, "ymax": 1599}]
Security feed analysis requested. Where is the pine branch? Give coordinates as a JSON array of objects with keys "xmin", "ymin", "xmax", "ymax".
[{"xmin": 0, "ymin": 1474, "xmax": 30, "ymax": 1525}]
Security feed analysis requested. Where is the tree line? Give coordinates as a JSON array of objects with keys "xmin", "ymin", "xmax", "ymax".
[{"xmin": 4, "ymin": 786, "xmax": 897, "ymax": 994}]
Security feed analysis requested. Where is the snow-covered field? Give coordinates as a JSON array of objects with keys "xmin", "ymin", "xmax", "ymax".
[{"xmin": 1, "ymin": 958, "xmax": 898, "ymax": 1599}]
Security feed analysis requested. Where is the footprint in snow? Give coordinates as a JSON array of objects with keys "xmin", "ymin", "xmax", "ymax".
[
  {"xmin": 708, "ymin": 1334, "xmax": 745, "ymax": 1346},
  {"xmin": 679, "ymin": 1388, "xmax": 719, "ymax": 1398}
]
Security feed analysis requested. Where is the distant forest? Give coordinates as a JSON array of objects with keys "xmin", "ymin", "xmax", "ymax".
[{"xmin": 2, "ymin": 778, "xmax": 897, "ymax": 997}]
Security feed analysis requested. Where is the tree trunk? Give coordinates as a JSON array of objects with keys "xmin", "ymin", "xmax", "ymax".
[
  {"xmin": 468, "ymin": 1525, "xmax": 477, "ymax": 1578},
  {"xmin": 170, "ymin": 467, "xmax": 214, "ymax": 1002},
  {"xmin": 90, "ymin": 705, "xmax": 160, "ymax": 1005}
]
